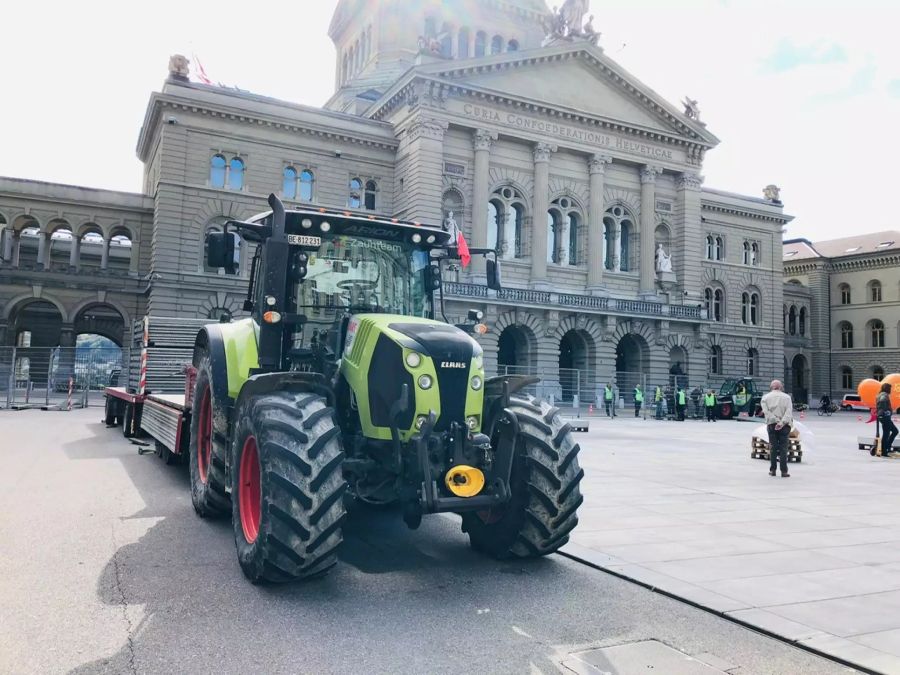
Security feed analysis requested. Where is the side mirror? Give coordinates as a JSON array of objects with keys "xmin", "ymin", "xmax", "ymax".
[
  {"xmin": 486, "ymin": 255, "xmax": 502, "ymax": 291},
  {"xmin": 207, "ymin": 231, "xmax": 236, "ymax": 273}
]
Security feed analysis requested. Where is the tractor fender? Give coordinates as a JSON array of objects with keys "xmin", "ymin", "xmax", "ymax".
[
  {"xmin": 233, "ymin": 372, "xmax": 334, "ymax": 418},
  {"xmin": 194, "ymin": 318, "xmax": 260, "ymax": 437}
]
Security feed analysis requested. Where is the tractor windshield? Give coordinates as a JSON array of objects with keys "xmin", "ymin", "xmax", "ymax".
[{"xmin": 292, "ymin": 235, "xmax": 432, "ymax": 319}]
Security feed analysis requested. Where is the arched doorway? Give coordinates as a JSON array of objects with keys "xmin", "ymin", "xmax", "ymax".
[
  {"xmin": 615, "ymin": 334, "xmax": 648, "ymax": 375},
  {"xmin": 559, "ymin": 329, "xmax": 593, "ymax": 402},
  {"xmin": 669, "ymin": 346, "xmax": 688, "ymax": 388},
  {"xmin": 497, "ymin": 325, "xmax": 534, "ymax": 374},
  {"xmin": 7, "ymin": 299, "xmax": 65, "ymax": 389},
  {"xmin": 791, "ymin": 354, "xmax": 808, "ymax": 403},
  {"xmin": 73, "ymin": 303, "xmax": 126, "ymax": 347}
]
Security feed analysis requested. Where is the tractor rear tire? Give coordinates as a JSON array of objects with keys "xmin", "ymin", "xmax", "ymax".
[
  {"xmin": 188, "ymin": 354, "xmax": 230, "ymax": 518},
  {"xmin": 231, "ymin": 391, "xmax": 346, "ymax": 584},
  {"xmin": 462, "ymin": 395, "xmax": 584, "ymax": 559}
]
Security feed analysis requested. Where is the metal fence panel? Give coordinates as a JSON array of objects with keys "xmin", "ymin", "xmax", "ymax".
[{"xmin": 0, "ymin": 347, "xmax": 129, "ymax": 410}]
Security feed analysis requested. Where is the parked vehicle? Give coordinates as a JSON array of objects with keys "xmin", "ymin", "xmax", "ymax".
[
  {"xmin": 717, "ymin": 378, "xmax": 763, "ymax": 419},
  {"xmin": 840, "ymin": 394, "xmax": 869, "ymax": 412},
  {"xmin": 105, "ymin": 195, "xmax": 583, "ymax": 583}
]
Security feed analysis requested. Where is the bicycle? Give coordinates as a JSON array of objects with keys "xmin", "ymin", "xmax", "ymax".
[{"xmin": 817, "ymin": 403, "xmax": 838, "ymax": 416}]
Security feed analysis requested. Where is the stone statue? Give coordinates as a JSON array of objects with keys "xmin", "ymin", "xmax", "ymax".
[
  {"xmin": 542, "ymin": 0, "xmax": 592, "ymax": 43},
  {"xmin": 655, "ymin": 243, "xmax": 673, "ymax": 274},
  {"xmin": 443, "ymin": 211, "xmax": 459, "ymax": 241},
  {"xmin": 682, "ymin": 97, "xmax": 701, "ymax": 121},
  {"xmin": 763, "ymin": 184, "xmax": 782, "ymax": 203},
  {"xmin": 168, "ymin": 54, "xmax": 190, "ymax": 81}
]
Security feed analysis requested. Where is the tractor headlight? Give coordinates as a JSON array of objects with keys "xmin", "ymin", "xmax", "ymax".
[
  {"xmin": 412, "ymin": 233, "xmax": 422, "ymax": 244},
  {"xmin": 470, "ymin": 375, "xmax": 483, "ymax": 391},
  {"xmin": 466, "ymin": 416, "xmax": 480, "ymax": 431},
  {"xmin": 417, "ymin": 374, "xmax": 433, "ymax": 390},
  {"xmin": 405, "ymin": 352, "xmax": 423, "ymax": 368}
]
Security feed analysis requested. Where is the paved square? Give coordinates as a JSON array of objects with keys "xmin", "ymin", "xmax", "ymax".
[{"xmin": 563, "ymin": 411, "xmax": 900, "ymax": 674}]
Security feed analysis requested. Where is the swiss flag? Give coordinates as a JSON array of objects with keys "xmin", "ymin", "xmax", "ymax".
[{"xmin": 456, "ymin": 230, "xmax": 471, "ymax": 268}]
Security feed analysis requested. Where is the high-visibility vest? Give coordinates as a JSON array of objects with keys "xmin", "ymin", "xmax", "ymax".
[
  {"xmin": 705, "ymin": 394, "xmax": 716, "ymax": 406},
  {"xmin": 678, "ymin": 391, "xmax": 686, "ymax": 405},
  {"xmin": 604, "ymin": 387, "xmax": 613, "ymax": 401},
  {"xmin": 634, "ymin": 388, "xmax": 643, "ymax": 403},
  {"xmin": 655, "ymin": 387, "xmax": 663, "ymax": 402}
]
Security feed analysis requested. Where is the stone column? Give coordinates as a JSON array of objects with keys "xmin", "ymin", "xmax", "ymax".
[
  {"xmin": 471, "ymin": 129, "xmax": 496, "ymax": 281},
  {"xmin": 676, "ymin": 172, "xmax": 703, "ymax": 301},
  {"xmin": 558, "ymin": 217, "xmax": 570, "ymax": 266},
  {"xmin": 612, "ymin": 227, "xmax": 621, "ymax": 272},
  {"xmin": 587, "ymin": 154, "xmax": 612, "ymax": 290},
  {"xmin": 10, "ymin": 231, "xmax": 21, "ymax": 267},
  {"xmin": 530, "ymin": 142, "xmax": 554, "ymax": 286},
  {"xmin": 640, "ymin": 165, "xmax": 662, "ymax": 295},
  {"xmin": 69, "ymin": 235, "xmax": 81, "ymax": 269},
  {"xmin": 100, "ymin": 237, "xmax": 110, "ymax": 270},
  {"xmin": 37, "ymin": 231, "xmax": 50, "ymax": 269},
  {"xmin": 129, "ymin": 240, "xmax": 140, "ymax": 275}
]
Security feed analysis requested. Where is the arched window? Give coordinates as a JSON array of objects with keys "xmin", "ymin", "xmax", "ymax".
[
  {"xmin": 491, "ymin": 35, "xmax": 503, "ymax": 54},
  {"xmin": 709, "ymin": 346, "xmax": 723, "ymax": 375},
  {"xmin": 488, "ymin": 186, "xmax": 526, "ymax": 259},
  {"xmin": 715, "ymin": 236, "xmax": 724, "ymax": 261},
  {"xmin": 547, "ymin": 210, "xmax": 562, "ymax": 264},
  {"xmin": 364, "ymin": 180, "xmax": 377, "ymax": 210},
  {"xmin": 706, "ymin": 235, "xmax": 714, "ymax": 260},
  {"xmin": 458, "ymin": 28, "xmax": 470, "ymax": 58},
  {"xmin": 873, "ymin": 366, "xmax": 885, "ymax": 381},
  {"xmin": 475, "ymin": 31, "xmax": 487, "ymax": 57},
  {"xmin": 841, "ymin": 367, "xmax": 853, "ymax": 390},
  {"xmin": 210, "ymin": 155, "xmax": 226, "ymax": 188},
  {"xmin": 568, "ymin": 212, "xmax": 580, "ymax": 265},
  {"xmin": 799, "ymin": 307, "xmax": 807, "ymax": 337},
  {"xmin": 751, "ymin": 293, "xmax": 760, "ymax": 326},
  {"xmin": 751, "ymin": 242, "xmax": 760, "ymax": 265},
  {"xmin": 603, "ymin": 205, "xmax": 633, "ymax": 272},
  {"xmin": 299, "ymin": 170, "xmax": 314, "ymax": 202},
  {"xmin": 742, "ymin": 241, "xmax": 751, "ymax": 265},
  {"xmin": 840, "ymin": 283, "xmax": 851, "ymax": 305},
  {"xmin": 840, "ymin": 321, "xmax": 854, "ymax": 349},
  {"xmin": 743, "ymin": 293, "xmax": 759, "ymax": 325},
  {"xmin": 870, "ymin": 280, "xmax": 882, "ymax": 303},
  {"xmin": 870, "ymin": 319, "xmax": 885, "ymax": 348},
  {"xmin": 487, "ymin": 200, "xmax": 502, "ymax": 251},
  {"xmin": 508, "ymin": 39, "xmax": 519, "ymax": 51},
  {"xmin": 348, "ymin": 178, "xmax": 362, "ymax": 209},
  {"xmin": 747, "ymin": 348, "xmax": 759, "ymax": 376},
  {"xmin": 283, "ymin": 166, "xmax": 298, "ymax": 199},
  {"xmin": 228, "ymin": 157, "xmax": 244, "ymax": 190},
  {"xmin": 704, "ymin": 287, "xmax": 724, "ymax": 322},
  {"xmin": 789, "ymin": 306, "xmax": 797, "ymax": 335}
]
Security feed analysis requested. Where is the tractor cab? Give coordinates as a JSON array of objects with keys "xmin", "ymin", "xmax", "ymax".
[{"xmin": 717, "ymin": 378, "xmax": 763, "ymax": 419}]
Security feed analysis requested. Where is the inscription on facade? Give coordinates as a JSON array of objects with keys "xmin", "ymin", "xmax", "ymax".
[
  {"xmin": 461, "ymin": 103, "xmax": 675, "ymax": 161},
  {"xmin": 444, "ymin": 162, "xmax": 466, "ymax": 177}
]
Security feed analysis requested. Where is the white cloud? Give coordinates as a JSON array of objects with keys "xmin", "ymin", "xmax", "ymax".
[{"xmin": 1, "ymin": 0, "xmax": 899, "ymax": 242}]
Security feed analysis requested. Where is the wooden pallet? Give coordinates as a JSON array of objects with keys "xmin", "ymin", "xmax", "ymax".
[{"xmin": 751, "ymin": 437, "xmax": 802, "ymax": 463}]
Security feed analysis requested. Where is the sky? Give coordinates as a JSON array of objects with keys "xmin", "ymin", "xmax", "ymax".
[{"xmin": 2, "ymin": 0, "xmax": 899, "ymax": 242}]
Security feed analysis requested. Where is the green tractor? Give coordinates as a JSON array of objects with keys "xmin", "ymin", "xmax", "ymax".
[{"xmin": 194, "ymin": 195, "xmax": 584, "ymax": 583}]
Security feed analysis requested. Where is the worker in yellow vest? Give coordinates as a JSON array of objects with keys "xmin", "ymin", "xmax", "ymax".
[
  {"xmin": 604, "ymin": 383, "xmax": 616, "ymax": 417},
  {"xmin": 654, "ymin": 386, "xmax": 664, "ymax": 420},
  {"xmin": 634, "ymin": 385, "xmax": 644, "ymax": 418},
  {"xmin": 677, "ymin": 387, "xmax": 687, "ymax": 421},
  {"xmin": 705, "ymin": 390, "xmax": 717, "ymax": 422}
]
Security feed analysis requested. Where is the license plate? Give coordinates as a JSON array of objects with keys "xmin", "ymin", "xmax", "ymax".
[{"xmin": 287, "ymin": 235, "xmax": 322, "ymax": 247}]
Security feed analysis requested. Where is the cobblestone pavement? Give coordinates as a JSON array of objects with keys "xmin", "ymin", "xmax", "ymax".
[{"xmin": 565, "ymin": 410, "xmax": 900, "ymax": 674}]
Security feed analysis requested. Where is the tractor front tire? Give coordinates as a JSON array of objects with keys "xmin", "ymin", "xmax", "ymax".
[
  {"xmin": 462, "ymin": 396, "xmax": 584, "ymax": 559},
  {"xmin": 231, "ymin": 392, "xmax": 346, "ymax": 584},
  {"xmin": 188, "ymin": 354, "xmax": 230, "ymax": 518}
]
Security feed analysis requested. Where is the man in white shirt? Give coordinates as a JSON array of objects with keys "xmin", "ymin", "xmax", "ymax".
[{"xmin": 760, "ymin": 380, "xmax": 794, "ymax": 477}]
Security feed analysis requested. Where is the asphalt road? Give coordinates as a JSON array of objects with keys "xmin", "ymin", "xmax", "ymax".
[{"xmin": 0, "ymin": 409, "xmax": 854, "ymax": 675}]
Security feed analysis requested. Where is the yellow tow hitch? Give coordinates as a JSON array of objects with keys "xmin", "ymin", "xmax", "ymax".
[{"xmin": 444, "ymin": 465, "xmax": 485, "ymax": 498}]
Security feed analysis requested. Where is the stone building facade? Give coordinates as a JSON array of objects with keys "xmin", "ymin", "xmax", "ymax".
[
  {"xmin": 0, "ymin": 0, "xmax": 792, "ymax": 401},
  {"xmin": 783, "ymin": 232, "xmax": 900, "ymax": 401}
]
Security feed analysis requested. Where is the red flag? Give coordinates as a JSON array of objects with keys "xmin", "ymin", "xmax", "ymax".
[
  {"xmin": 866, "ymin": 409, "xmax": 877, "ymax": 423},
  {"xmin": 193, "ymin": 55, "xmax": 213, "ymax": 85},
  {"xmin": 456, "ymin": 230, "xmax": 471, "ymax": 268}
]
